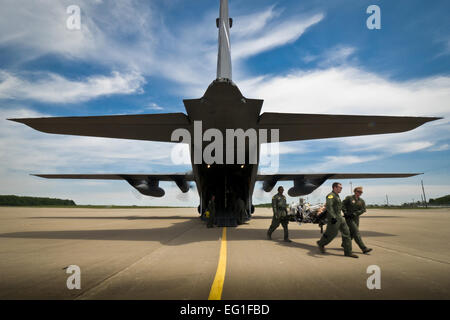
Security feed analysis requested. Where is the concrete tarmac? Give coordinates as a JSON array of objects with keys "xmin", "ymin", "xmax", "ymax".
[{"xmin": 0, "ymin": 207, "xmax": 449, "ymax": 299}]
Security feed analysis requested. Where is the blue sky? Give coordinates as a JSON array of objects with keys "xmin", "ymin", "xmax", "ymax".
[{"xmin": 0, "ymin": 0, "xmax": 449, "ymax": 206}]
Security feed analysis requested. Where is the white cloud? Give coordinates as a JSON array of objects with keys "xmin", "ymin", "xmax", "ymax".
[
  {"xmin": 0, "ymin": 2, "xmax": 448, "ymax": 206},
  {"xmin": 239, "ymin": 66, "xmax": 449, "ymax": 172},
  {"xmin": 242, "ymin": 67, "xmax": 450, "ymax": 116},
  {"xmin": 435, "ymin": 37, "xmax": 450, "ymax": 58},
  {"xmin": 145, "ymin": 103, "xmax": 164, "ymax": 111},
  {"xmin": 260, "ymin": 143, "xmax": 301, "ymax": 157},
  {"xmin": 306, "ymin": 155, "xmax": 382, "ymax": 172},
  {"xmin": 302, "ymin": 54, "xmax": 318, "ymax": 64},
  {"xmin": 232, "ymin": 13, "xmax": 324, "ymax": 60},
  {"xmin": 0, "ymin": 0, "xmax": 102, "ymax": 62},
  {"xmin": 339, "ymin": 134, "xmax": 438, "ymax": 156},
  {"xmin": 429, "ymin": 144, "xmax": 450, "ymax": 152},
  {"xmin": 318, "ymin": 46, "xmax": 357, "ymax": 67},
  {"xmin": 0, "ymin": 1, "xmax": 325, "ymax": 94},
  {"xmin": 232, "ymin": 5, "xmax": 282, "ymax": 38},
  {"xmin": 148, "ymin": 8, "xmax": 325, "ymax": 93},
  {"xmin": 0, "ymin": 107, "xmax": 196, "ymax": 205},
  {"xmin": 0, "ymin": 108, "xmax": 192, "ymax": 174},
  {"xmin": 302, "ymin": 46, "xmax": 357, "ymax": 66},
  {"xmin": 0, "ymin": 70, "xmax": 145, "ymax": 103}
]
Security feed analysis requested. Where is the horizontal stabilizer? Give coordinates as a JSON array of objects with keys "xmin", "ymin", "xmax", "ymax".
[
  {"xmin": 9, "ymin": 113, "xmax": 190, "ymax": 142},
  {"xmin": 258, "ymin": 113, "xmax": 441, "ymax": 142}
]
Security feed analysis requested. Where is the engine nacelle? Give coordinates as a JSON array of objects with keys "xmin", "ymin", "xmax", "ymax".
[
  {"xmin": 288, "ymin": 180, "xmax": 319, "ymax": 197},
  {"xmin": 263, "ymin": 179, "xmax": 278, "ymax": 192},
  {"xmin": 172, "ymin": 176, "xmax": 190, "ymax": 193},
  {"xmin": 130, "ymin": 180, "xmax": 165, "ymax": 197}
]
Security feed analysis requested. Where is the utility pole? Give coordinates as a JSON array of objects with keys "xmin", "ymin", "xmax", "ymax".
[
  {"xmin": 421, "ymin": 180, "xmax": 428, "ymax": 208},
  {"xmin": 386, "ymin": 195, "xmax": 389, "ymax": 206},
  {"xmin": 350, "ymin": 181, "xmax": 353, "ymax": 194}
]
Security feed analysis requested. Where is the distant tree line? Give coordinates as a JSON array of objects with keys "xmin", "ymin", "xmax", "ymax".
[
  {"xmin": 0, "ymin": 195, "xmax": 76, "ymax": 206},
  {"xmin": 428, "ymin": 195, "xmax": 450, "ymax": 205},
  {"xmin": 255, "ymin": 203, "xmax": 272, "ymax": 208}
]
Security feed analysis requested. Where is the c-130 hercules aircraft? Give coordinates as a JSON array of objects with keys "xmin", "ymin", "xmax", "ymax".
[{"xmin": 10, "ymin": 0, "xmax": 440, "ymax": 226}]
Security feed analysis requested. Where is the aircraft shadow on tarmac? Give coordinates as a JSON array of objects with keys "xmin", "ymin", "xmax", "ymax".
[
  {"xmin": 0, "ymin": 217, "xmax": 396, "ymax": 247},
  {"xmin": 27, "ymin": 215, "xmax": 284, "ymax": 220},
  {"xmin": 28, "ymin": 216, "xmax": 197, "ymax": 220}
]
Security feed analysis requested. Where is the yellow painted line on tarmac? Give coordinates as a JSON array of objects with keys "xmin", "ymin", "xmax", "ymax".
[{"xmin": 208, "ymin": 227, "xmax": 227, "ymax": 300}]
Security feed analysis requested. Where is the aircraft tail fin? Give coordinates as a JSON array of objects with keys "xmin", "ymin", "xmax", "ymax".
[{"xmin": 216, "ymin": 0, "xmax": 232, "ymax": 81}]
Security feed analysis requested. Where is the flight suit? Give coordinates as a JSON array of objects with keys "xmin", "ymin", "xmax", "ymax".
[
  {"xmin": 235, "ymin": 198, "xmax": 247, "ymax": 225},
  {"xmin": 267, "ymin": 193, "xmax": 289, "ymax": 240},
  {"xmin": 317, "ymin": 191, "xmax": 352, "ymax": 254},
  {"xmin": 207, "ymin": 198, "xmax": 216, "ymax": 228},
  {"xmin": 342, "ymin": 195, "xmax": 368, "ymax": 250}
]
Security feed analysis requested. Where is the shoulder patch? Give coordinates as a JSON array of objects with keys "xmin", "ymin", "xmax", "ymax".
[{"xmin": 327, "ymin": 195, "xmax": 334, "ymax": 199}]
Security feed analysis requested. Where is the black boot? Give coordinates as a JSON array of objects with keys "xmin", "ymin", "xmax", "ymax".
[{"xmin": 317, "ymin": 240, "xmax": 326, "ymax": 253}]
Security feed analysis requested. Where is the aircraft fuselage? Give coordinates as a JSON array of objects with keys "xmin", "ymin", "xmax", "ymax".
[{"xmin": 183, "ymin": 80, "xmax": 266, "ymax": 219}]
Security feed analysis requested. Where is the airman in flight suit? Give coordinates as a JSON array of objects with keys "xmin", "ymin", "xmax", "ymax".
[
  {"xmin": 317, "ymin": 182, "xmax": 358, "ymax": 258},
  {"xmin": 267, "ymin": 186, "xmax": 291, "ymax": 242},
  {"xmin": 342, "ymin": 187, "xmax": 373, "ymax": 254}
]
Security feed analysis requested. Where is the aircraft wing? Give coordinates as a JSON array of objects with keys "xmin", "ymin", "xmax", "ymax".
[
  {"xmin": 33, "ymin": 173, "xmax": 195, "ymax": 180},
  {"xmin": 256, "ymin": 172, "xmax": 421, "ymax": 196},
  {"xmin": 33, "ymin": 173, "xmax": 195, "ymax": 196},
  {"xmin": 258, "ymin": 113, "xmax": 441, "ymax": 142},
  {"xmin": 256, "ymin": 173, "xmax": 420, "ymax": 181},
  {"xmin": 9, "ymin": 113, "xmax": 190, "ymax": 143}
]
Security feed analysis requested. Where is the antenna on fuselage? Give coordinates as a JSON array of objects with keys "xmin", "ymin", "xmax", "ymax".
[{"xmin": 216, "ymin": 0, "xmax": 232, "ymax": 81}]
